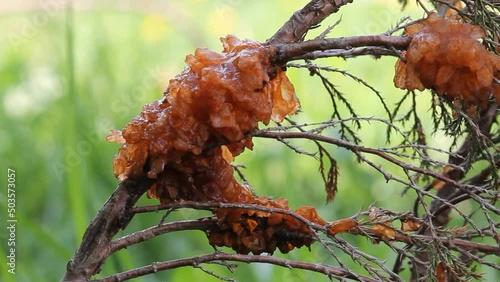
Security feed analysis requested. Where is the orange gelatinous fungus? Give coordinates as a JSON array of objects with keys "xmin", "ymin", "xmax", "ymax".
[
  {"xmin": 107, "ymin": 35, "xmax": 331, "ymax": 254},
  {"xmin": 108, "ymin": 35, "xmax": 299, "ymax": 183},
  {"xmin": 394, "ymin": 13, "xmax": 500, "ymax": 112},
  {"xmin": 327, "ymin": 218, "xmax": 358, "ymax": 235},
  {"xmin": 208, "ymin": 197, "xmax": 328, "ymax": 254}
]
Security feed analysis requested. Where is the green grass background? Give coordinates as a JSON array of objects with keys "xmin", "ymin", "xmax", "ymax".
[{"xmin": 0, "ymin": 0, "xmax": 497, "ymax": 281}]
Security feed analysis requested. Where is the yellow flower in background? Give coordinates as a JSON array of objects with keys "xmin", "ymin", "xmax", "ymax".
[
  {"xmin": 208, "ymin": 6, "xmax": 239, "ymax": 35},
  {"xmin": 141, "ymin": 14, "xmax": 172, "ymax": 42}
]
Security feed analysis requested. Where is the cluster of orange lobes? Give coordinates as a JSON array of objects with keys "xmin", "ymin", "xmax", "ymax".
[
  {"xmin": 107, "ymin": 35, "xmax": 334, "ymax": 254},
  {"xmin": 394, "ymin": 13, "xmax": 500, "ymax": 115}
]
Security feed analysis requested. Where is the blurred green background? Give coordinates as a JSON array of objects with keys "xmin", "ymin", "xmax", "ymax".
[{"xmin": 0, "ymin": 0, "xmax": 496, "ymax": 281}]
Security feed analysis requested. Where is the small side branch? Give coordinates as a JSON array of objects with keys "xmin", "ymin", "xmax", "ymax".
[
  {"xmin": 252, "ymin": 130, "xmax": 464, "ymax": 189},
  {"xmin": 267, "ymin": 0, "xmax": 355, "ymax": 44},
  {"xmin": 353, "ymin": 227, "xmax": 500, "ymax": 256},
  {"xmin": 110, "ymin": 218, "xmax": 219, "ymax": 255},
  {"xmin": 274, "ymin": 35, "xmax": 411, "ymax": 63},
  {"xmin": 125, "ymin": 202, "xmax": 500, "ymax": 256}
]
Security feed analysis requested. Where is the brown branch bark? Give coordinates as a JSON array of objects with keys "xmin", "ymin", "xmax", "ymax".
[
  {"xmin": 267, "ymin": 0, "xmax": 354, "ymax": 44},
  {"xmin": 292, "ymin": 46, "xmax": 400, "ymax": 60},
  {"xmin": 110, "ymin": 218, "xmax": 218, "ymax": 254},
  {"xmin": 61, "ymin": 178, "xmax": 154, "ymax": 281},
  {"xmin": 273, "ymin": 35, "xmax": 411, "ymax": 64}
]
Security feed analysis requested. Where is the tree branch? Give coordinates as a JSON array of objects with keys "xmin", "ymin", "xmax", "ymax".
[
  {"xmin": 354, "ymin": 227, "xmax": 500, "ymax": 256},
  {"xmin": 110, "ymin": 218, "xmax": 218, "ymax": 255},
  {"xmin": 267, "ymin": 0, "xmax": 355, "ymax": 44},
  {"xmin": 95, "ymin": 252, "xmax": 380, "ymax": 282},
  {"xmin": 274, "ymin": 35, "xmax": 411, "ymax": 63},
  {"xmin": 61, "ymin": 178, "xmax": 154, "ymax": 282},
  {"xmin": 121, "ymin": 202, "xmax": 500, "ymax": 256},
  {"xmin": 293, "ymin": 46, "xmax": 400, "ymax": 60}
]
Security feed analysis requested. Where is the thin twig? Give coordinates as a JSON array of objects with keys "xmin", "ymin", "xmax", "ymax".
[{"xmin": 274, "ymin": 34, "xmax": 411, "ymax": 64}]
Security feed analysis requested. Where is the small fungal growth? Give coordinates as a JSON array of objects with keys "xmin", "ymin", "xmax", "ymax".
[
  {"xmin": 107, "ymin": 35, "xmax": 329, "ymax": 254},
  {"xmin": 394, "ymin": 13, "xmax": 500, "ymax": 113}
]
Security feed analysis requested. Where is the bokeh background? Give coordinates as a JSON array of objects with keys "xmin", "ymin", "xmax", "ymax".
[{"xmin": 1, "ymin": 0, "xmax": 496, "ymax": 281}]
